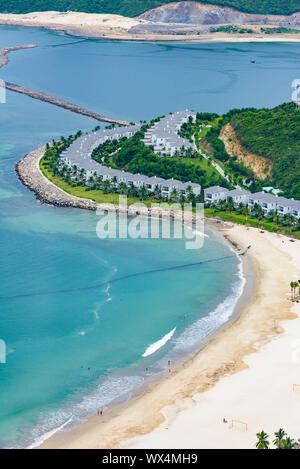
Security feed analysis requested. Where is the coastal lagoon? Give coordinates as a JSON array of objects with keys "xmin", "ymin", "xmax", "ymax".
[{"xmin": 0, "ymin": 26, "xmax": 298, "ymax": 448}]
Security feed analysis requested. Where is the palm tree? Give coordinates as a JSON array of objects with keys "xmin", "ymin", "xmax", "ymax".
[
  {"xmin": 179, "ymin": 193, "xmax": 186, "ymax": 207},
  {"xmin": 290, "ymin": 281, "xmax": 298, "ymax": 300},
  {"xmin": 111, "ymin": 176, "xmax": 118, "ymax": 188},
  {"xmin": 118, "ymin": 182, "xmax": 128, "ymax": 194},
  {"xmin": 273, "ymin": 428, "xmax": 287, "ymax": 448},
  {"xmin": 256, "ymin": 431, "xmax": 270, "ymax": 449},
  {"xmin": 227, "ymin": 196, "xmax": 234, "ymax": 213},
  {"xmin": 186, "ymin": 185, "xmax": 195, "ymax": 203},
  {"xmin": 154, "ymin": 184, "xmax": 162, "ymax": 199},
  {"xmin": 170, "ymin": 188, "xmax": 178, "ymax": 200},
  {"xmin": 281, "ymin": 437, "xmax": 296, "ymax": 449},
  {"xmin": 138, "ymin": 184, "xmax": 148, "ymax": 201},
  {"xmin": 95, "ymin": 175, "xmax": 103, "ymax": 189},
  {"xmin": 103, "ymin": 179, "xmax": 112, "ymax": 193}
]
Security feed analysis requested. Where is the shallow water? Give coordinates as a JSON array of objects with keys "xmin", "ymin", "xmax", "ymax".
[{"xmin": 0, "ymin": 26, "xmax": 296, "ymax": 448}]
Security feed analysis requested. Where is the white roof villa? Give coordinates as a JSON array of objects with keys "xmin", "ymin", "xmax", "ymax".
[
  {"xmin": 204, "ymin": 186, "xmax": 300, "ymax": 219},
  {"xmin": 142, "ymin": 110, "xmax": 196, "ymax": 156},
  {"xmin": 61, "ymin": 118, "xmax": 201, "ymax": 198}
]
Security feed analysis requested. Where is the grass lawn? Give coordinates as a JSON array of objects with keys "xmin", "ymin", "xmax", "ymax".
[
  {"xmin": 205, "ymin": 207, "xmax": 300, "ymax": 239},
  {"xmin": 172, "ymin": 155, "xmax": 221, "ymax": 179}
]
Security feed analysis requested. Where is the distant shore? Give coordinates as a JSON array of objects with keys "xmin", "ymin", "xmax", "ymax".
[{"xmin": 1, "ymin": 11, "xmax": 300, "ymax": 43}]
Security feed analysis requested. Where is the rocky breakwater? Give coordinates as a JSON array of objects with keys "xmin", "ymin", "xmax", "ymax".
[
  {"xmin": 16, "ymin": 146, "xmax": 202, "ymax": 227},
  {"xmin": 16, "ymin": 146, "xmax": 97, "ymax": 210},
  {"xmin": 0, "ymin": 45, "xmax": 36, "ymax": 69}
]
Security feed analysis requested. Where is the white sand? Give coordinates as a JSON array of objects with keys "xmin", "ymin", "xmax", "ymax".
[
  {"xmin": 40, "ymin": 223, "xmax": 300, "ymax": 449},
  {"xmin": 1, "ymin": 11, "xmax": 300, "ymax": 42},
  {"xmin": 129, "ymin": 227, "xmax": 300, "ymax": 449},
  {"xmin": 0, "ymin": 11, "xmax": 144, "ymax": 31}
]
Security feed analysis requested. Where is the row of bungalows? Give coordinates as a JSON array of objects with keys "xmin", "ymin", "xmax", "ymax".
[
  {"xmin": 204, "ymin": 186, "xmax": 300, "ymax": 219},
  {"xmin": 61, "ymin": 124, "xmax": 201, "ymax": 198},
  {"xmin": 142, "ymin": 110, "xmax": 196, "ymax": 157}
]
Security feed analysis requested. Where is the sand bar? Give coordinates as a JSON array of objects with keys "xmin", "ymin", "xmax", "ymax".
[{"xmin": 1, "ymin": 11, "xmax": 300, "ymax": 42}]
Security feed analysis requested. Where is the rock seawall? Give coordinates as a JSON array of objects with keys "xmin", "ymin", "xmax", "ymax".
[
  {"xmin": 16, "ymin": 146, "xmax": 97, "ymax": 210},
  {"xmin": 16, "ymin": 146, "xmax": 201, "ymax": 224}
]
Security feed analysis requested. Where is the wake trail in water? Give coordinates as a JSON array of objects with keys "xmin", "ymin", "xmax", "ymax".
[{"xmin": 0, "ymin": 254, "xmax": 235, "ymax": 301}]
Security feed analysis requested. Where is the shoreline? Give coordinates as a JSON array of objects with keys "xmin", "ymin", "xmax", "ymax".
[
  {"xmin": 37, "ymin": 222, "xmax": 250, "ymax": 449},
  {"xmin": 38, "ymin": 221, "xmax": 299, "ymax": 449},
  {"xmin": 1, "ymin": 13, "xmax": 300, "ymax": 43},
  {"xmin": 17, "ymin": 146, "xmax": 300, "ymax": 449},
  {"xmin": 16, "ymin": 146, "xmax": 202, "ymax": 224}
]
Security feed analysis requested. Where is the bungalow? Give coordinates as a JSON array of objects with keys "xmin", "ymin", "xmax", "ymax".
[
  {"xmin": 227, "ymin": 189, "xmax": 249, "ymax": 206},
  {"xmin": 248, "ymin": 192, "xmax": 278, "ymax": 214},
  {"xmin": 63, "ymin": 123, "xmax": 201, "ymax": 199},
  {"xmin": 204, "ymin": 186, "xmax": 229, "ymax": 204}
]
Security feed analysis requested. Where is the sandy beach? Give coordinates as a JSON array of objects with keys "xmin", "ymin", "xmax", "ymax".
[
  {"xmin": 39, "ymin": 221, "xmax": 300, "ymax": 449},
  {"xmin": 1, "ymin": 11, "xmax": 300, "ymax": 43}
]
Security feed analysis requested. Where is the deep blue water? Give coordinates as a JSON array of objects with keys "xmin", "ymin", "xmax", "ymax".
[{"xmin": 0, "ymin": 26, "xmax": 298, "ymax": 448}]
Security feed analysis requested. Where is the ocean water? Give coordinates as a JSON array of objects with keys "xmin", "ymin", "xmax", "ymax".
[{"xmin": 0, "ymin": 26, "xmax": 296, "ymax": 448}]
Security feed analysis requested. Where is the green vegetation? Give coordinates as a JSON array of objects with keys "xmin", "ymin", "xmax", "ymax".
[
  {"xmin": 204, "ymin": 200, "xmax": 300, "ymax": 239},
  {"xmin": 261, "ymin": 26, "xmax": 300, "ymax": 33},
  {"xmin": 211, "ymin": 25, "xmax": 300, "ymax": 34},
  {"xmin": 92, "ymin": 126, "xmax": 231, "ymax": 191},
  {"xmin": 290, "ymin": 280, "xmax": 300, "ymax": 299},
  {"xmin": 230, "ymin": 102, "xmax": 300, "ymax": 198},
  {"xmin": 39, "ymin": 133, "xmax": 155, "ymax": 205},
  {"xmin": 0, "ymin": 0, "xmax": 299, "ymax": 18},
  {"xmin": 180, "ymin": 103, "xmax": 300, "ymax": 198},
  {"xmin": 211, "ymin": 25, "xmax": 255, "ymax": 34},
  {"xmin": 180, "ymin": 111, "xmax": 260, "ymax": 190},
  {"xmin": 256, "ymin": 428, "xmax": 299, "ymax": 449}
]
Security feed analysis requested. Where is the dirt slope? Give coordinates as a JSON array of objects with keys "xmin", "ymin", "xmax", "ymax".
[{"xmin": 220, "ymin": 123, "xmax": 272, "ymax": 180}]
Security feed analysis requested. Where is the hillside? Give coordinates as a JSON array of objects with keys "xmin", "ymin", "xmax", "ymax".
[
  {"xmin": 0, "ymin": 0, "xmax": 299, "ymax": 18},
  {"xmin": 229, "ymin": 103, "xmax": 300, "ymax": 198}
]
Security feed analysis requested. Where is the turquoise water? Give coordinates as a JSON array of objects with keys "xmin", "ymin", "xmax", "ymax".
[{"xmin": 0, "ymin": 27, "xmax": 297, "ymax": 448}]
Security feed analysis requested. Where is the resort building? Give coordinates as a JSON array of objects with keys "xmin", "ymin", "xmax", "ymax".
[
  {"xmin": 227, "ymin": 189, "xmax": 249, "ymax": 206},
  {"xmin": 142, "ymin": 110, "xmax": 196, "ymax": 157},
  {"xmin": 204, "ymin": 186, "xmax": 300, "ymax": 219},
  {"xmin": 204, "ymin": 186, "xmax": 229, "ymax": 204},
  {"xmin": 248, "ymin": 192, "xmax": 278, "ymax": 214},
  {"xmin": 62, "ymin": 122, "xmax": 201, "ymax": 198}
]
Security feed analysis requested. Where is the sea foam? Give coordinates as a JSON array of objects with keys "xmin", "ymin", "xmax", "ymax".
[{"xmin": 142, "ymin": 328, "xmax": 176, "ymax": 357}]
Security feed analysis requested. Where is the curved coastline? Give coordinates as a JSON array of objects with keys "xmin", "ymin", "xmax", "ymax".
[
  {"xmin": 32, "ymin": 248, "xmax": 247, "ymax": 449},
  {"xmin": 16, "ymin": 145, "xmax": 202, "ymax": 224},
  {"xmin": 16, "ymin": 147, "xmax": 300, "ymax": 450},
  {"xmin": 38, "ymin": 221, "xmax": 300, "ymax": 449}
]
